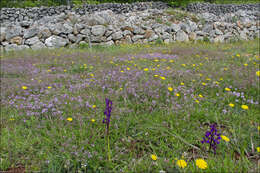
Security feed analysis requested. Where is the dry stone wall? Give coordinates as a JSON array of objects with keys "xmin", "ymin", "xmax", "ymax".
[{"xmin": 0, "ymin": 2, "xmax": 259, "ymax": 52}]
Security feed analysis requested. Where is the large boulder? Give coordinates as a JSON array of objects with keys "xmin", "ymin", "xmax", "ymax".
[
  {"xmin": 45, "ymin": 35, "xmax": 68, "ymax": 48},
  {"xmin": 24, "ymin": 27, "xmax": 39, "ymax": 39},
  {"xmin": 91, "ymin": 25, "xmax": 106, "ymax": 36},
  {"xmin": 5, "ymin": 26, "xmax": 22, "ymax": 40},
  {"xmin": 176, "ymin": 30, "xmax": 189, "ymax": 42},
  {"xmin": 111, "ymin": 31, "xmax": 123, "ymax": 40},
  {"xmin": 25, "ymin": 36, "xmax": 41, "ymax": 45}
]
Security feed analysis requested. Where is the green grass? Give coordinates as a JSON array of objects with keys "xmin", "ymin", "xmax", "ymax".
[{"xmin": 0, "ymin": 39, "xmax": 260, "ymax": 172}]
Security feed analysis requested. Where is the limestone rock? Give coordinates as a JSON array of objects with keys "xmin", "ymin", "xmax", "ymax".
[
  {"xmin": 10, "ymin": 36, "xmax": 23, "ymax": 45},
  {"xmin": 91, "ymin": 25, "xmax": 106, "ymax": 36},
  {"xmin": 176, "ymin": 30, "xmax": 189, "ymax": 42},
  {"xmin": 45, "ymin": 35, "xmax": 68, "ymax": 48}
]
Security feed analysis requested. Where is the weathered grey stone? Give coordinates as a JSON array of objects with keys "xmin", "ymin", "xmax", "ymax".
[
  {"xmin": 148, "ymin": 33, "xmax": 158, "ymax": 42},
  {"xmin": 161, "ymin": 32, "xmax": 171, "ymax": 40},
  {"xmin": 195, "ymin": 31, "xmax": 207, "ymax": 36},
  {"xmin": 90, "ymin": 35, "xmax": 106, "ymax": 43},
  {"xmin": 215, "ymin": 29, "xmax": 223, "ymax": 35},
  {"xmin": 38, "ymin": 27, "xmax": 52, "ymax": 39},
  {"xmin": 239, "ymin": 31, "xmax": 247, "ymax": 40},
  {"xmin": 31, "ymin": 42, "xmax": 46, "ymax": 50},
  {"xmin": 111, "ymin": 31, "xmax": 123, "ymax": 40},
  {"xmin": 5, "ymin": 44, "xmax": 29, "ymax": 51},
  {"xmin": 0, "ymin": 27, "xmax": 6, "ymax": 42},
  {"xmin": 180, "ymin": 23, "xmax": 191, "ymax": 33},
  {"xmin": 68, "ymin": 34, "xmax": 77, "ymax": 43},
  {"xmin": 25, "ymin": 36, "xmax": 41, "ymax": 45},
  {"xmin": 170, "ymin": 23, "xmax": 181, "ymax": 32},
  {"xmin": 132, "ymin": 35, "xmax": 144, "ymax": 42},
  {"xmin": 10, "ymin": 36, "xmax": 23, "ymax": 45},
  {"xmin": 214, "ymin": 35, "xmax": 225, "ymax": 43},
  {"xmin": 24, "ymin": 27, "xmax": 39, "ymax": 39},
  {"xmin": 63, "ymin": 23, "xmax": 73, "ymax": 34},
  {"xmin": 91, "ymin": 25, "xmax": 106, "ymax": 36},
  {"xmin": 6, "ymin": 26, "xmax": 22, "ymax": 40},
  {"xmin": 133, "ymin": 26, "xmax": 145, "ymax": 34},
  {"xmin": 20, "ymin": 21, "xmax": 32, "ymax": 27},
  {"xmin": 202, "ymin": 24, "xmax": 213, "ymax": 33},
  {"xmin": 123, "ymin": 30, "xmax": 132, "ymax": 36},
  {"xmin": 45, "ymin": 35, "xmax": 68, "ymax": 48},
  {"xmin": 176, "ymin": 30, "xmax": 189, "ymax": 42},
  {"xmin": 187, "ymin": 20, "xmax": 197, "ymax": 32},
  {"xmin": 104, "ymin": 40, "xmax": 114, "ymax": 46},
  {"xmin": 80, "ymin": 28, "xmax": 91, "ymax": 35}
]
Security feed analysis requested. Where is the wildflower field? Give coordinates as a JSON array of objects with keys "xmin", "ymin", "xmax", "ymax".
[{"xmin": 0, "ymin": 39, "xmax": 259, "ymax": 172}]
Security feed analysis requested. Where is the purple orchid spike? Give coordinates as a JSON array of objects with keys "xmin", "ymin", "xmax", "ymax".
[
  {"xmin": 201, "ymin": 123, "xmax": 221, "ymax": 154},
  {"xmin": 103, "ymin": 98, "xmax": 112, "ymax": 134}
]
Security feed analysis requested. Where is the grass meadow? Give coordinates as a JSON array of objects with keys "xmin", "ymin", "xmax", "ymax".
[{"xmin": 0, "ymin": 39, "xmax": 259, "ymax": 172}]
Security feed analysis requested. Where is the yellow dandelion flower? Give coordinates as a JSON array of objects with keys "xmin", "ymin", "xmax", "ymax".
[
  {"xmin": 176, "ymin": 160, "xmax": 187, "ymax": 168},
  {"xmin": 120, "ymin": 70, "xmax": 124, "ymax": 73},
  {"xmin": 157, "ymin": 65, "xmax": 160, "ymax": 67},
  {"xmin": 154, "ymin": 75, "xmax": 159, "ymax": 77},
  {"xmin": 144, "ymin": 68, "xmax": 149, "ymax": 71},
  {"xmin": 192, "ymin": 80, "xmax": 196, "ymax": 82},
  {"xmin": 64, "ymin": 69, "xmax": 67, "ymax": 72},
  {"xmin": 67, "ymin": 117, "xmax": 73, "ymax": 122},
  {"xmin": 256, "ymin": 71, "xmax": 260, "ymax": 77},
  {"xmin": 91, "ymin": 119, "xmax": 95, "ymax": 123},
  {"xmin": 166, "ymin": 66, "xmax": 171, "ymax": 70},
  {"xmin": 241, "ymin": 105, "xmax": 249, "ymax": 110},
  {"xmin": 202, "ymin": 82, "xmax": 206, "ymax": 86},
  {"xmin": 47, "ymin": 69, "xmax": 51, "ymax": 72},
  {"xmin": 214, "ymin": 81, "xmax": 219, "ymax": 85},
  {"xmin": 168, "ymin": 87, "xmax": 173, "ymax": 92},
  {"xmin": 175, "ymin": 93, "xmax": 180, "ymax": 97},
  {"xmin": 180, "ymin": 82, "xmax": 184, "ymax": 86},
  {"xmin": 169, "ymin": 60, "xmax": 174, "ymax": 63},
  {"xmin": 225, "ymin": 87, "xmax": 231, "ymax": 91},
  {"xmin": 22, "ymin": 86, "xmax": 28, "ymax": 90},
  {"xmin": 199, "ymin": 73, "xmax": 203, "ymax": 77},
  {"xmin": 181, "ymin": 64, "xmax": 186, "ymax": 67},
  {"xmin": 195, "ymin": 159, "xmax": 208, "ymax": 169},
  {"xmin": 192, "ymin": 64, "xmax": 196, "ymax": 67},
  {"xmin": 224, "ymin": 68, "xmax": 228, "ymax": 71},
  {"xmin": 154, "ymin": 59, "xmax": 159, "ymax": 62},
  {"xmin": 160, "ymin": 76, "xmax": 166, "ymax": 80},
  {"xmin": 219, "ymin": 78, "xmax": 223, "ymax": 81},
  {"xmin": 152, "ymin": 68, "xmax": 155, "ymax": 71},
  {"xmin": 206, "ymin": 78, "xmax": 211, "ymax": 81},
  {"xmin": 92, "ymin": 105, "xmax": 96, "ymax": 108},
  {"xmin": 221, "ymin": 135, "xmax": 230, "ymax": 142},
  {"xmin": 258, "ymin": 126, "xmax": 260, "ymax": 131},
  {"xmin": 199, "ymin": 63, "xmax": 203, "ymax": 66},
  {"xmin": 120, "ymin": 88, "xmax": 123, "ymax": 90},
  {"xmin": 236, "ymin": 54, "xmax": 240, "ymax": 57},
  {"xmin": 199, "ymin": 94, "xmax": 203, "ymax": 98},
  {"xmin": 257, "ymin": 147, "xmax": 260, "ymax": 153},
  {"xmin": 150, "ymin": 154, "xmax": 157, "ymax": 161},
  {"xmin": 127, "ymin": 67, "xmax": 130, "ymax": 70},
  {"xmin": 9, "ymin": 118, "xmax": 15, "ymax": 121},
  {"xmin": 244, "ymin": 63, "xmax": 248, "ymax": 67},
  {"xmin": 229, "ymin": 103, "xmax": 234, "ymax": 107},
  {"xmin": 90, "ymin": 74, "xmax": 94, "ymax": 77},
  {"xmin": 195, "ymin": 100, "xmax": 200, "ymax": 103}
]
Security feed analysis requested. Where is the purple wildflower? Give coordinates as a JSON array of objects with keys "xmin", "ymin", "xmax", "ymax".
[
  {"xmin": 201, "ymin": 123, "xmax": 221, "ymax": 154},
  {"xmin": 103, "ymin": 98, "xmax": 113, "ymax": 134}
]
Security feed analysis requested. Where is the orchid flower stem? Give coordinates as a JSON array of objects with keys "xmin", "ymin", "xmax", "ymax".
[{"xmin": 107, "ymin": 134, "xmax": 111, "ymax": 161}]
